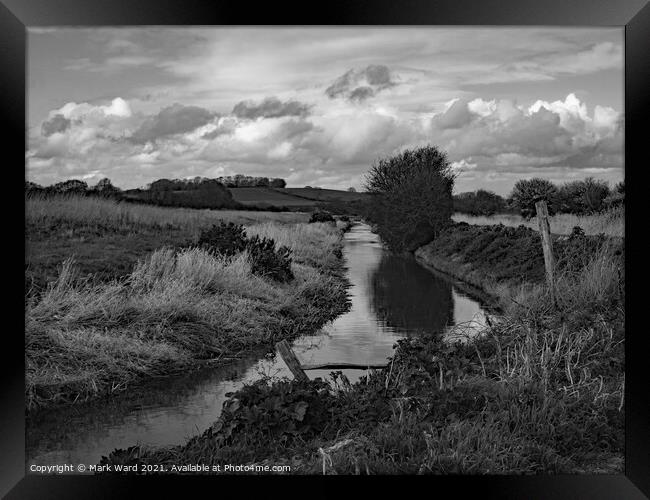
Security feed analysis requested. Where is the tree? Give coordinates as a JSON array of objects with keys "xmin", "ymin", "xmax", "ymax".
[
  {"xmin": 347, "ymin": 187, "xmax": 357, "ymax": 192},
  {"xmin": 364, "ymin": 145, "xmax": 455, "ymax": 252},
  {"xmin": 269, "ymin": 178, "xmax": 287, "ymax": 188},
  {"xmin": 453, "ymin": 189, "xmax": 506, "ymax": 216},
  {"xmin": 509, "ymin": 178, "xmax": 558, "ymax": 218},
  {"xmin": 52, "ymin": 179, "xmax": 88, "ymax": 195},
  {"xmin": 581, "ymin": 177, "xmax": 610, "ymax": 213},
  {"xmin": 556, "ymin": 177, "xmax": 611, "ymax": 214}
]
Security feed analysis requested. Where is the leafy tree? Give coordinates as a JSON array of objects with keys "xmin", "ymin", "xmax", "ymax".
[
  {"xmin": 509, "ymin": 178, "xmax": 558, "ymax": 218},
  {"xmin": 581, "ymin": 177, "xmax": 610, "ymax": 213},
  {"xmin": 556, "ymin": 177, "xmax": 611, "ymax": 214},
  {"xmin": 52, "ymin": 179, "xmax": 88, "ymax": 195},
  {"xmin": 453, "ymin": 189, "xmax": 506, "ymax": 216},
  {"xmin": 347, "ymin": 187, "xmax": 357, "ymax": 193},
  {"xmin": 364, "ymin": 145, "xmax": 455, "ymax": 252}
]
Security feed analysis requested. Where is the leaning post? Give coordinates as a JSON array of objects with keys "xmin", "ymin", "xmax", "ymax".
[
  {"xmin": 535, "ymin": 200, "xmax": 556, "ymax": 304},
  {"xmin": 276, "ymin": 340, "xmax": 309, "ymax": 382}
]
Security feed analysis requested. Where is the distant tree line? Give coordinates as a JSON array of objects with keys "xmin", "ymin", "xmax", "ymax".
[
  {"xmin": 25, "ymin": 178, "xmax": 121, "ymax": 198},
  {"xmin": 25, "ymin": 176, "xmax": 240, "ymax": 210},
  {"xmin": 508, "ymin": 177, "xmax": 624, "ymax": 218},
  {"xmin": 454, "ymin": 177, "xmax": 624, "ymax": 218},
  {"xmin": 214, "ymin": 175, "xmax": 286, "ymax": 188}
]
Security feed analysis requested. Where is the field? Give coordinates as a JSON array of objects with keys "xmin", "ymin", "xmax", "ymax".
[
  {"xmin": 25, "ymin": 195, "xmax": 350, "ymax": 411},
  {"xmin": 26, "ymin": 195, "xmax": 309, "ymax": 294},
  {"xmin": 228, "ymin": 186, "xmax": 370, "ymax": 210},
  {"xmin": 452, "ymin": 206, "xmax": 624, "ymax": 238}
]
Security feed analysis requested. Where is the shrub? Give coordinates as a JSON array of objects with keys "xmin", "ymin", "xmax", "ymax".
[
  {"xmin": 556, "ymin": 178, "xmax": 611, "ymax": 215},
  {"xmin": 198, "ymin": 222, "xmax": 248, "ymax": 257},
  {"xmin": 309, "ymin": 211, "xmax": 335, "ymax": 223},
  {"xmin": 246, "ymin": 235, "xmax": 294, "ymax": 283},
  {"xmin": 509, "ymin": 178, "xmax": 558, "ymax": 219},
  {"xmin": 364, "ymin": 145, "xmax": 455, "ymax": 252}
]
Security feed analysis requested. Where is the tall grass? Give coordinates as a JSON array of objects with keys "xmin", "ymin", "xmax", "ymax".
[
  {"xmin": 27, "ymin": 194, "xmax": 309, "ymax": 233},
  {"xmin": 452, "ymin": 206, "xmax": 624, "ymax": 238},
  {"xmin": 26, "ymin": 213, "xmax": 350, "ymax": 410}
]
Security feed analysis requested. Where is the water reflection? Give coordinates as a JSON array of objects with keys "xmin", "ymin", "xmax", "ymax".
[
  {"xmin": 27, "ymin": 222, "xmax": 490, "ymax": 469},
  {"xmin": 370, "ymin": 253, "xmax": 454, "ymax": 334}
]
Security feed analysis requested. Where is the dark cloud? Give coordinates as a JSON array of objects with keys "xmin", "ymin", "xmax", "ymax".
[
  {"xmin": 41, "ymin": 114, "xmax": 71, "ymax": 136},
  {"xmin": 325, "ymin": 65, "xmax": 397, "ymax": 102},
  {"xmin": 201, "ymin": 118, "xmax": 238, "ymax": 140},
  {"xmin": 232, "ymin": 97, "xmax": 311, "ymax": 119},
  {"xmin": 129, "ymin": 103, "xmax": 216, "ymax": 144},
  {"xmin": 349, "ymin": 86, "xmax": 375, "ymax": 102}
]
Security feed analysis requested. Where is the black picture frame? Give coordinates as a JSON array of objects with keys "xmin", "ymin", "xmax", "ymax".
[{"xmin": 2, "ymin": 1, "xmax": 648, "ymax": 498}]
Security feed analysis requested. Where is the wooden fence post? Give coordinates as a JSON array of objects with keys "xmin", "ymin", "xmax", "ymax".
[
  {"xmin": 276, "ymin": 340, "xmax": 309, "ymax": 382},
  {"xmin": 535, "ymin": 200, "xmax": 556, "ymax": 303}
]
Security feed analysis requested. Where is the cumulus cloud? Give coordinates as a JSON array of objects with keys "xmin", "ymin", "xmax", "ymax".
[
  {"xmin": 41, "ymin": 114, "xmax": 71, "ymax": 136},
  {"xmin": 129, "ymin": 103, "xmax": 216, "ymax": 144},
  {"xmin": 232, "ymin": 97, "xmax": 311, "ymax": 119},
  {"xmin": 434, "ymin": 99, "xmax": 476, "ymax": 129},
  {"xmin": 325, "ymin": 65, "xmax": 397, "ymax": 101},
  {"xmin": 429, "ymin": 93, "xmax": 623, "ymax": 182},
  {"xmin": 27, "ymin": 88, "xmax": 622, "ymax": 195}
]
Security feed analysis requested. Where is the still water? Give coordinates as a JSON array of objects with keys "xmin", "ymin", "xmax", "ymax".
[{"xmin": 27, "ymin": 223, "xmax": 489, "ymax": 468}]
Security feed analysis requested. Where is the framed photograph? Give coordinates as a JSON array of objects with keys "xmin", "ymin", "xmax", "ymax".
[{"xmin": 3, "ymin": 0, "xmax": 648, "ymax": 497}]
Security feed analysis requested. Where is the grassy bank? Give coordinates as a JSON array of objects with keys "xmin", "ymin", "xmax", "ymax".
[
  {"xmin": 26, "ymin": 195, "xmax": 309, "ymax": 294},
  {"xmin": 452, "ymin": 206, "xmax": 624, "ymax": 238},
  {"xmin": 26, "ymin": 195, "xmax": 350, "ymax": 411},
  {"xmin": 415, "ymin": 221, "xmax": 624, "ymax": 296},
  {"xmin": 101, "ymin": 213, "xmax": 624, "ymax": 474}
]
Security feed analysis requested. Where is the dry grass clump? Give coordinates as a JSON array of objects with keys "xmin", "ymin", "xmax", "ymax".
[{"xmin": 452, "ymin": 205, "xmax": 624, "ymax": 238}]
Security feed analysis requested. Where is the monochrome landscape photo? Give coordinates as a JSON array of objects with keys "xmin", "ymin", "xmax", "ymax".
[{"xmin": 26, "ymin": 27, "xmax": 624, "ymax": 475}]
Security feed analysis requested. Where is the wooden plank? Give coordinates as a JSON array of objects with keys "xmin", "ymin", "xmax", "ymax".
[
  {"xmin": 302, "ymin": 362, "xmax": 388, "ymax": 371},
  {"xmin": 276, "ymin": 340, "xmax": 309, "ymax": 382},
  {"xmin": 535, "ymin": 200, "xmax": 556, "ymax": 303}
]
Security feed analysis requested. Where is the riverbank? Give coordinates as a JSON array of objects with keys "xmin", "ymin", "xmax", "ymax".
[
  {"xmin": 101, "ymin": 217, "xmax": 624, "ymax": 474},
  {"xmin": 26, "ymin": 195, "xmax": 352, "ymax": 411}
]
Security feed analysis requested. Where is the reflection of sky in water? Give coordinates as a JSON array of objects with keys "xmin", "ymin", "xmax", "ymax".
[{"xmin": 27, "ymin": 223, "xmax": 490, "ymax": 470}]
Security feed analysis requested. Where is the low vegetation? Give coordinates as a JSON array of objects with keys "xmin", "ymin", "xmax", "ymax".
[
  {"xmin": 99, "ymin": 171, "xmax": 624, "ymax": 474},
  {"xmin": 25, "ymin": 195, "xmax": 308, "ymax": 295},
  {"xmin": 109, "ymin": 235, "xmax": 623, "ymax": 474},
  {"xmin": 452, "ymin": 205, "xmax": 624, "ymax": 238},
  {"xmin": 25, "ymin": 195, "xmax": 351, "ymax": 411}
]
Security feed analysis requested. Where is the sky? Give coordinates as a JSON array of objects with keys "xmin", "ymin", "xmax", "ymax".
[{"xmin": 26, "ymin": 27, "xmax": 624, "ymax": 195}]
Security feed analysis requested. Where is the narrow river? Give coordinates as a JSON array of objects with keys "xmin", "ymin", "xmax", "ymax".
[{"xmin": 27, "ymin": 223, "xmax": 489, "ymax": 469}]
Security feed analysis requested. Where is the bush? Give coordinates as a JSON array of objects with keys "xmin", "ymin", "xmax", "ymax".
[
  {"xmin": 309, "ymin": 211, "xmax": 335, "ymax": 223},
  {"xmin": 509, "ymin": 178, "xmax": 558, "ymax": 219},
  {"xmin": 556, "ymin": 177, "xmax": 612, "ymax": 215},
  {"xmin": 196, "ymin": 223, "xmax": 294, "ymax": 282},
  {"xmin": 246, "ymin": 235, "xmax": 294, "ymax": 283},
  {"xmin": 364, "ymin": 145, "xmax": 454, "ymax": 252},
  {"xmin": 198, "ymin": 222, "xmax": 248, "ymax": 257}
]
